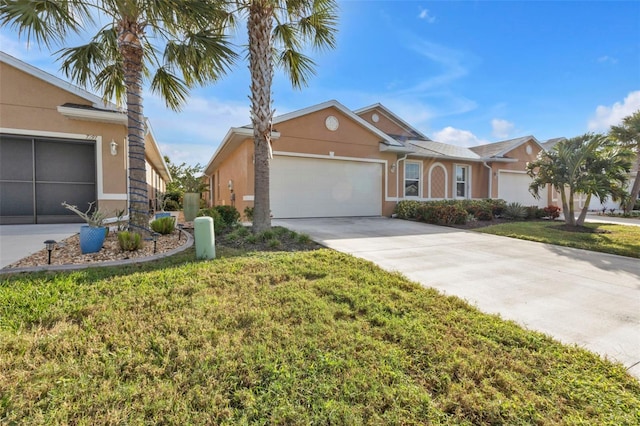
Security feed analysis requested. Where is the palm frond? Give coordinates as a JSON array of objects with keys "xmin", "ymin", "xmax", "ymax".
[
  {"xmin": 149, "ymin": 67, "xmax": 190, "ymax": 111},
  {"xmin": 277, "ymin": 48, "xmax": 315, "ymax": 89},
  {"xmin": 94, "ymin": 64, "xmax": 126, "ymax": 107},
  {"xmin": 164, "ymin": 30, "xmax": 237, "ymax": 86},
  {"xmin": 56, "ymin": 42, "xmax": 106, "ymax": 88},
  {"xmin": 0, "ymin": 0, "xmax": 91, "ymax": 47},
  {"xmin": 297, "ymin": 0, "xmax": 338, "ymax": 50}
]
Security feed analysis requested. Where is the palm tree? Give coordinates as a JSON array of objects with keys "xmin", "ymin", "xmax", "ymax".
[
  {"xmin": 609, "ymin": 110, "xmax": 640, "ymax": 212},
  {"xmin": 1, "ymin": 0, "xmax": 236, "ymax": 232},
  {"xmin": 230, "ymin": 0, "xmax": 338, "ymax": 233},
  {"xmin": 527, "ymin": 133, "xmax": 633, "ymax": 226}
]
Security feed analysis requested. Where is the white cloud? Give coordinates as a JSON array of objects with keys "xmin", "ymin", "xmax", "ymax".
[
  {"xmin": 597, "ymin": 55, "xmax": 618, "ymax": 64},
  {"xmin": 587, "ymin": 90, "xmax": 640, "ymax": 131},
  {"xmin": 431, "ymin": 127, "xmax": 489, "ymax": 147},
  {"xmin": 418, "ymin": 9, "xmax": 436, "ymax": 23},
  {"xmin": 491, "ymin": 118, "xmax": 515, "ymax": 138}
]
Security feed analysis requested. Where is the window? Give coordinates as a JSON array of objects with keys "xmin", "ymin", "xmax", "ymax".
[
  {"xmin": 455, "ymin": 165, "xmax": 469, "ymax": 198},
  {"xmin": 404, "ymin": 162, "xmax": 421, "ymax": 197}
]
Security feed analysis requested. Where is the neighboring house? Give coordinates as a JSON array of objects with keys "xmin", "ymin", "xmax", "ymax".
[
  {"xmin": 203, "ymin": 100, "xmax": 549, "ymax": 219},
  {"xmin": 0, "ymin": 51, "xmax": 171, "ymax": 224}
]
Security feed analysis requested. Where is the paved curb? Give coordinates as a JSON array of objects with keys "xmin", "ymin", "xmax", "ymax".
[{"xmin": 0, "ymin": 230, "xmax": 194, "ymax": 276}]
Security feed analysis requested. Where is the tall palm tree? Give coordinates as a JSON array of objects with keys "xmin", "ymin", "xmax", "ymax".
[
  {"xmin": 609, "ymin": 110, "xmax": 640, "ymax": 212},
  {"xmin": 1, "ymin": 0, "xmax": 236, "ymax": 232},
  {"xmin": 230, "ymin": 0, "xmax": 338, "ymax": 233},
  {"xmin": 527, "ymin": 133, "xmax": 633, "ymax": 226}
]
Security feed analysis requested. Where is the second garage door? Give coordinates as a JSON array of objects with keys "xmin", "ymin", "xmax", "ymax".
[
  {"xmin": 498, "ymin": 171, "xmax": 547, "ymax": 208},
  {"xmin": 271, "ymin": 156, "xmax": 382, "ymax": 218}
]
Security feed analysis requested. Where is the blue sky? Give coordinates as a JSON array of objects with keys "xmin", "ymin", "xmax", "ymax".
[{"xmin": 2, "ymin": 1, "xmax": 639, "ymax": 167}]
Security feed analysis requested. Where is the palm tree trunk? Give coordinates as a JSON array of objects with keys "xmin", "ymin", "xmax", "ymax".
[
  {"xmin": 626, "ymin": 154, "xmax": 640, "ymax": 212},
  {"xmin": 576, "ymin": 193, "xmax": 591, "ymax": 226},
  {"xmin": 561, "ymin": 189, "xmax": 575, "ymax": 226},
  {"xmin": 248, "ymin": 1, "xmax": 274, "ymax": 233},
  {"xmin": 118, "ymin": 18, "xmax": 148, "ymax": 233}
]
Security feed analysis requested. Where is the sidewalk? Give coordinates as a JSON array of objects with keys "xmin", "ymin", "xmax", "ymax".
[
  {"xmin": 0, "ymin": 224, "xmax": 80, "ymax": 269},
  {"xmin": 584, "ymin": 212, "xmax": 640, "ymax": 227}
]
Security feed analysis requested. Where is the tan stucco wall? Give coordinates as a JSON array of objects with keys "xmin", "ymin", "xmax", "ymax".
[
  {"xmin": 1, "ymin": 61, "xmax": 168, "ymax": 216},
  {"xmin": 208, "ymin": 106, "xmax": 400, "ymax": 216},
  {"xmin": 488, "ymin": 141, "xmax": 546, "ymax": 202},
  {"xmin": 0, "ymin": 62, "xmax": 127, "ymax": 210},
  {"xmin": 399, "ymin": 158, "xmax": 489, "ymax": 200},
  {"xmin": 357, "ymin": 108, "xmax": 414, "ymax": 139}
]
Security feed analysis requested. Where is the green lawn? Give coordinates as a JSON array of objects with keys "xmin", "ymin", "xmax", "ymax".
[
  {"xmin": 1, "ymin": 248, "xmax": 639, "ymax": 424},
  {"xmin": 475, "ymin": 221, "xmax": 640, "ymax": 258}
]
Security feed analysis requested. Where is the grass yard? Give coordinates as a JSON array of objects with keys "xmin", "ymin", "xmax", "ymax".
[
  {"xmin": 474, "ymin": 221, "xmax": 640, "ymax": 258},
  {"xmin": 1, "ymin": 248, "xmax": 639, "ymax": 424}
]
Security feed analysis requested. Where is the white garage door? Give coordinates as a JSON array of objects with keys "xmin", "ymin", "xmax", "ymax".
[
  {"xmin": 271, "ymin": 156, "xmax": 382, "ymax": 218},
  {"xmin": 498, "ymin": 171, "xmax": 547, "ymax": 207}
]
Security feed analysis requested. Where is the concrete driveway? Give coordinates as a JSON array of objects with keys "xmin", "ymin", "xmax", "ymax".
[
  {"xmin": 274, "ymin": 217, "xmax": 640, "ymax": 379},
  {"xmin": 0, "ymin": 224, "xmax": 80, "ymax": 268}
]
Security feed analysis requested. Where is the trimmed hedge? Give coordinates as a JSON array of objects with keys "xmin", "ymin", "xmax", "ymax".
[
  {"xmin": 417, "ymin": 201, "xmax": 468, "ymax": 225},
  {"xmin": 395, "ymin": 199, "xmax": 509, "ymax": 225}
]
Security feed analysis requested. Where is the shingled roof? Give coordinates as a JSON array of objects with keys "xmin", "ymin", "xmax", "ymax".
[{"xmin": 470, "ymin": 136, "xmax": 542, "ymax": 158}]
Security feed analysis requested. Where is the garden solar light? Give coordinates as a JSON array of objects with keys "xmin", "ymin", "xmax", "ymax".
[
  {"xmin": 44, "ymin": 240, "xmax": 56, "ymax": 264},
  {"xmin": 152, "ymin": 232, "xmax": 159, "ymax": 253},
  {"xmin": 177, "ymin": 223, "xmax": 184, "ymax": 241}
]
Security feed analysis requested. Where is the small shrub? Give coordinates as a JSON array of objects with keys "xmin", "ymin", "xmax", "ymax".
[
  {"xmin": 267, "ymin": 238, "xmax": 281, "ymax": 248},
  {"xmin": 543, "ymin": 205, "xmax": 562, "ymax": 220},
  {"xmin": 150, "ymin": 216, "xmax": 175, "ymax": 235},
  {"xmin": 525, "ymin": 206, "xmax": 545, "ymax": 220},
  {"xmin": 164, "ymin": 199, "xmax": 180, "ymax": 211},
  {"xmin": 245, "ymin": 234, "xmax": 257, "ymax": 244},
  {"xmin": 462, "ymin": 199, "xmax": 494, "ymax": 221},
  {"xmin": 244, "ymin": 206, "xmax": 254, "ymax": 221},
  {"xmin": 236, "ymin": 226, "xmax": 250, "ymax": 237},
  {"xmin": 117, "ymin": 231, "xmax": 143, "ymax": 251},
  {"xmin": 259, "ymin": 230, "xmax": 275, "ymax": 242},
  {"xmin": 395, "ymin": 200, "xmax": 422, "ymax": 219},
  {"xmin": 417, "ymin": 201, "xmax": 467, "ymax": 225},
  {"xmin": 198, "ymin": 208, "xmax": 226, "ymax": 235},
  {"xmin": 485, "ymin": 199, "xmax": 507, "ymax": 217},
  {"xmin": 297, "ymin": 233, "xmax": 311, "ymax": 244},
  {"xmin": 502, "ymin": 202, "xmax": 528, "ymax": 220},
  {"xmin": 215, "ymin": 205, "xmax": 240, "ymax": 226}
]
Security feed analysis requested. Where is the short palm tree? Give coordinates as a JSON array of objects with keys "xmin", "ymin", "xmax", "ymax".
[
  {"xmin": 1, "ymin": 0, "xmax": 236, "ymax": 232},
  {"xmin": 228, "ymin": 0, "xmax": 338, "ymax": 233},
  {"xmin": 609, "ymin": 110, "xmax": 640, "ymax": 212},
  {"xmin": 527, "ymin": 133, "xmax": 633, "ymax": 226}
]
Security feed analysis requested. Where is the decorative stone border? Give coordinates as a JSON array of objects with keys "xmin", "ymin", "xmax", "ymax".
[{"xmin": 0, "ymin": 230, "xmax": 194, "ymax": 275}]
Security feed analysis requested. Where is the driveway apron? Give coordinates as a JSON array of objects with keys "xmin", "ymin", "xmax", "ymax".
[{"xmin": 274, "ymin": 217, "xmax": 640, "ymax": 379}]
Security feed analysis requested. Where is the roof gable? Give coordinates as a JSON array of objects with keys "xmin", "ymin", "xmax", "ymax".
[
  {"xmin": 354, "ymin": 103, "xmax": 430, "ymax": 141},
  {"xmin": 0, "ymin": 51, "xmax": 119, "ymax": 111},
  {"xmin": 271, "ymin": 100, "xmax": 400, "ymax": 146},
  {"xmin": 470, "ymin": 135, "xmax": 543, "ymax": 158}
]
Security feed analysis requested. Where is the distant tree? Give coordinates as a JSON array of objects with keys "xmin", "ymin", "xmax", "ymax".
[
  {"xmin": 609, "ymin": 110, "xmax": 640, "ymax": 212},
  {"xmin": 164, "ymin": 156, "xmax": 207, "ymax": 199},
  {"xmin": 527, "ymin": 133, "xmax": 633, "ymax": 226},
  {"xmin": 226, "ymin": 0, "xmax": 338, "ymax": 233},
  {"xmin": 1, "ymin": 0, "xmax": 235, "ymax": 232}
]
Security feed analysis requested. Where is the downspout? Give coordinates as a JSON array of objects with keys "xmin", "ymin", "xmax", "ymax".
[{"xmin": 482, "ymin": 161, "xmax": 492, "ymax": 199}]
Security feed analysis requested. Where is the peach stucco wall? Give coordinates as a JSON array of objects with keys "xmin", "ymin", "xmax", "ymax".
[
  {"xmin": 209, "ymin": 106, "xmax": 399, "ymax": 216},
  {"xmin": 487, "ymin": 140, "xmax": 546, "ymax": 202},
  {"xmin": 357, "ymin": 108, "xmax": 415, "ymax": 139},
  {"xmin": 399, "ymin": 158, "xmax": 489, "ymax": 200}
]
